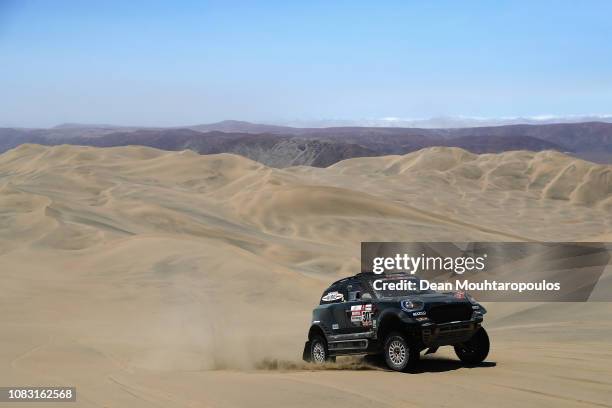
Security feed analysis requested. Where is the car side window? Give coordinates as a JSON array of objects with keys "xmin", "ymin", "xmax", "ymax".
[{"xmin": 347, "ymin": 282, "xmax": 370, "ymax": 301}]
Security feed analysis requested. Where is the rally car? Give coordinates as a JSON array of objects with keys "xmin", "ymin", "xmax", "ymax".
[{"xmin": 303, "ymin": 273, "xmax": 490, "ymax": 371}]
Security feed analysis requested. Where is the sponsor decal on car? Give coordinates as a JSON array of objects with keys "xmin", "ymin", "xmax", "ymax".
[
  {"xmin": 350, "ymin": 304, "xmax": 373, "ymax": 326},
  {"xmin": 321, "ymin": 291, "xmax": 344, "ymax": 302}
]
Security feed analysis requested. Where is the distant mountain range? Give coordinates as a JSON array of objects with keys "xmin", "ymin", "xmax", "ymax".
[
  {"xmin": 1, "ymin": 120, "xmax": 611, "ymax": 167},
  {"xmin": 274, "ymin": 115, "xmax": 612, "ymax": 129}
]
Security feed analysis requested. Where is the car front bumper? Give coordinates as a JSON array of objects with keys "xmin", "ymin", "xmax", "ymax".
[
  {"xmin": 420, "ymin": 320, "xmax": 481, "ymax": 347},
  {"xmin": 398, "ymin": 309, "xmax": 484, "ymax": 347}
]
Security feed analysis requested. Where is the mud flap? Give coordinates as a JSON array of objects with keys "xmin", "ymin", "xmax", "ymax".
[{"xmin": 302, "ymin": 341, "xmax": 312, "ymax": 362}]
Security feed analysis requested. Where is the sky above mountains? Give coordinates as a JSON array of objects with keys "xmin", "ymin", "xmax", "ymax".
[{"xmin": 1, "ymin": 1, "xmax": 611, "ymax": 127}]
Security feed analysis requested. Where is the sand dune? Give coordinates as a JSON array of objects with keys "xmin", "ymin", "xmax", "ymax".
[{"xmin": 0, "ymin": 144, "xmax": 611, "ymax": 407}]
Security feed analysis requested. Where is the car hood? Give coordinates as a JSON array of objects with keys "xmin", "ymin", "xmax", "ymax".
[{"xmin": 394, "ymin": 292, "xmax": 471, "ymax": 305}]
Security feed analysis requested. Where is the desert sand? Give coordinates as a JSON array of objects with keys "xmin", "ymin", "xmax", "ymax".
[{"xmin": 0, "ymin": 144, "xmax": 611, "ymax": 407}]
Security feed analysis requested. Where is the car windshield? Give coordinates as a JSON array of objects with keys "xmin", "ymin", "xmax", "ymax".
[{"xmin": 367, "ymin": 275, "xmax": 435, "ymax": 298}]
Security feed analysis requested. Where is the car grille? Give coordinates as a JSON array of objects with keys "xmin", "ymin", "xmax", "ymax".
[{"xmin": 427, "ymin": 304, "xmax": 472, "ymax": 323}]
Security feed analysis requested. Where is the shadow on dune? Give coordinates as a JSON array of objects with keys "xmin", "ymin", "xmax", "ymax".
[
  {"xmin": 408, "ymin": 358, "xmax": 496, "ymax": 374},
  {"xmin": 363, "ymin": 354, "xmax": 497, "ymax": 374}
]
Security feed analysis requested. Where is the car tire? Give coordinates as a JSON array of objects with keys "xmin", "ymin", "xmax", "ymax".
[
  {"xmin": 454, "ymin": 327, "xmax": 490, "ymax": 365},
  {"xmin": 383, "ymin": 332, "xmax": 418, "ymax": 372},
  {"xmin": 310, "ymin": 335, "xmax": 333, "ymax": 364}
]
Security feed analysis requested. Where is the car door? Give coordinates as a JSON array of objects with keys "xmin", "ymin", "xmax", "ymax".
[
  {"xmin": 342, "ymin": 282, "xmax": 373, "ymax": 334},
  {"xmin": 318, "ymin": 284, "xmax": 347, "ymax": 333},
  {"xmin": 328, "ymin": 283, "xmax": 351, "ymax": 333},
  {"xmin": 326, "ymin": 283, "xmax": 374, "ymax": 334}
]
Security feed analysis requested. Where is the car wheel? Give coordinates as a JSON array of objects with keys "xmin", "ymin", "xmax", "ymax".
[
  {"xmin": 383, "ymin": 332, "xmax": 418, "ymax": 371},
  {"xmin": 310, "ymin": 335, "xmax": 332, "ymax": 364},
  {"xmin": 454, "ymin": 327, "xmax": 490, "ymax": 365}
]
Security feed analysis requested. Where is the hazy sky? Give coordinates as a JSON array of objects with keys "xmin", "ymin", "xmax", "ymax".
[{"xmin": 1, "ymin": 0, "xmax": 611, "ymax": 127}]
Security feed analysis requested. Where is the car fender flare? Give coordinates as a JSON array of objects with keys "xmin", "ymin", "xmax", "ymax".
[
  {"xmin": 376, "ymin": 310, "xmax": 410, "ymax": 339},
  {"xmin": 307, "ymin": 323, "xmax": 328, "ymax": 342},
  {"xmin": 303, "ymin": 324, "xmax": 328, "ymax": 362}
]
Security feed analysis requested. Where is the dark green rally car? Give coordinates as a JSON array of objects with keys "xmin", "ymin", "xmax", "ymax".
[{"xmin": 303, "ymin": 273, "xmax": 490, "ymax": 371}]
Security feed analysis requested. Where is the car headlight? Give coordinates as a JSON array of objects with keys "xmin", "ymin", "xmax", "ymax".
[{"xmin": 400, "ymin": 299, "xmax": 424, "ymax": 312}]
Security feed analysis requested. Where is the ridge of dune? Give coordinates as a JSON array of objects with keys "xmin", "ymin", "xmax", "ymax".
[
  {"xmin": 1, "ymin": 145, "xmax": 610, "ymax": 247},
  {"xmin": 6, "ymin": 145, "xmax": 611, "ymax": 208},
  {"xmin": 329, "ymin": 146, "xmax": 612, "ymax": 208},
  {"xmin": 0, "ymin": 144, "xmax": 609, "ymax": 263}
]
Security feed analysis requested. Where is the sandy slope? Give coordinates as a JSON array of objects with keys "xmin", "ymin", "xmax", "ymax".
[{"xmin": 0, "ymin": 144, "xmax": 611, "ymax": 407}]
